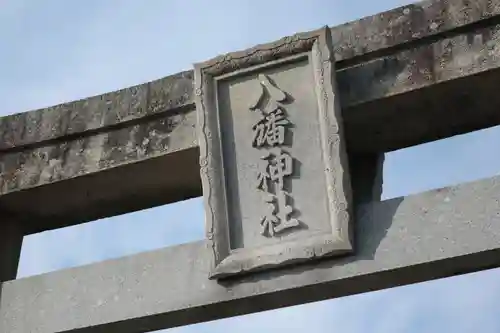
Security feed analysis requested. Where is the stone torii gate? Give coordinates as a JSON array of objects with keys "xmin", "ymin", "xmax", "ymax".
[{"xmin": 2, "ymin": 0, "xmax": 500, "ymax": 331}]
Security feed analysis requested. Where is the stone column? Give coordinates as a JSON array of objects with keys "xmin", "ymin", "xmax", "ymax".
[
  {"xmin": 0, "ymin": 217, "xmax": 23, "ymax": 282},
  {"xmin": 349, "ymin": 153, "xmax": 385, "ymax": 204}
]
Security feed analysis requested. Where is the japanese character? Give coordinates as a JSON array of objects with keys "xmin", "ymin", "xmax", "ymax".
[
  {"xmin": 256, "ymin": 155, "xmax": 271, "ymax": 191},
  {"xmin": 256, "ymin": 150, "xmax": 293, "ymax": 191},
  {"xmin": 260, "ymin": 194, "xmax": 280, "ymax": 237},
  {"xmin": 267, "ymin": 149, "xmax": 293, "ymax": 190},
  {"xmin": 252, "ymin": 108, "xmax": 291, "ymax": 147},
  {"xmin": 260, "ymin": 190, "xmax": 300, "ymax": 237},
  {"xmin": 249, "ymin": 73, "xmax": 287, "ymax": 111}
]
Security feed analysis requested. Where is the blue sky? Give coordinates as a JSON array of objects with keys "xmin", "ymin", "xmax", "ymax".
[{"xmin": 1, "ymin": 0, "xmax": 500, "ymax": 332}]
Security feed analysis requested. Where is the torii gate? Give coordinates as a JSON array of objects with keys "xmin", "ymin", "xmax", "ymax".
[{"xmin": 2, "ymin": 0, "xmax": 500, "ymax": 332}]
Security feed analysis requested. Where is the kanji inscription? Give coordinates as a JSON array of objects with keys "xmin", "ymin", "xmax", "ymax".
[
  {"xmin": 250, "ymin": 74, "xmax": 301, "ymax": 237},
  {"xmin": 194, "ymin": 27, "xmax": 353, "ymax": 279}
]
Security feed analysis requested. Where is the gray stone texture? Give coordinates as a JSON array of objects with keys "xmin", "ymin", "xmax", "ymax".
[
  {"xmin": 0, "ymin": 110, "xmax": 199, "ymax": 234},
  {"xmin": 0, "ymin": 111, "xmax": 197, "ymax": 196},
  {"xmin": 0, "ymin": 0, "xmax": 500, "ymax": 333},
  {"xmin": 0, "ymin": 0, "xmax": 500, "ymax": 332},
  {"xmin": 2, "ymin": 0, "xmax": 500, "ymax": 234},
  {"xmin": 329, "ymin": 0, "xmax": 500, "ymax": 63},
  {"xmin": 0, "ymin": 70, "xmax": 194, "ymax": 151},
  {"xmin": 0, "ymin": 0, "xmax": 498, "ymax": 150},
  {"xmin": 344, "ymin": 21, "xmax": 500, "ymax": 151},
  {"xmin": 215, "ymin": 59, "xmax": 342, "ymax": 249},
  {"xmin": 195, "ymin": 28, "xmax": 353, "ymax": 278},
  {"xmin": 2, "ymin": 175, "xmax": 500, "ymax": 333}
]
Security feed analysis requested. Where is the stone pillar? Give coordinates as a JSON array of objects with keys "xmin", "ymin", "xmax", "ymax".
[
  {"xmin": 349, "ymin": 153, "xmax": 385, "ymax": 204},
  {"xmin": 0, "ymin": 217, "xmax": 23, "ymax": 282}
]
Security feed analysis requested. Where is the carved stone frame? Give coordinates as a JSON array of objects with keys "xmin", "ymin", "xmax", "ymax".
[{"xmin": 194, "ymin": 26, "xmax": 353, "ymax": 279}]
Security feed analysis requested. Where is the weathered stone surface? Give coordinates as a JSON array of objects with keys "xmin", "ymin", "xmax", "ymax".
[
  {"xmin": 0, "ymin": 110, "xmax": 196, "ymax": 196},
  {"xmin": 1, "ymin": 11, "xmax": 500, "ymax": 231},
  {"xmin": 195, "ymin": 27, "xmax": 353, "ymax": 279},
  {"xmin": 2, "ymin": 175, "xmax": 500, "ymax": 333},
  {"xmin": 0, "ymin": 0, "xmax": 498, "ymax": 152},
  {"xmin": 331, "ymin": 0, "xmax": 500, "ymax": 63},
  {"xmin": 341, "ymin": 21, "xmax": 500, "ymax": 151},
  {"xmin": 340, "ymin": 22, "xmax": 500, "ymax": 106},
  {"xmin": 1, "ymin": 1, "xmax": 500, "ymax": 332},
  {"xmin": 3, "ymin": 21, "xmax": 500, "ymax": 198},
  {"xmin": 1, "ymin": 145, "xmax": 201, "ymax": 235},
  {"xmin": 0, "ymin": 71, "xmax": 193, "ymax": 151},
  {"xmin": 148, "ymin": 71, "xmax": 194, "ymax": 115}
]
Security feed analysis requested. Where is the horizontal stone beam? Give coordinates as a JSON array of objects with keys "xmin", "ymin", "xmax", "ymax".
[
  {"xmin": 4, "ymin": 0, "xmax": 500, "ymax": 232},
  {"xmin": 1, "ymin": 0, "xmax": 497, "ymax": 151},
  {"xmin": 2, "ymin": 175, "xmax": 500, "ymax": 333}
]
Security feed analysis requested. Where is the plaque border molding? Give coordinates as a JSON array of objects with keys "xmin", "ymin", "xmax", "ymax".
[{"xmin": 194, "ymin": 26, "xmax": 353, "ymax": 279}]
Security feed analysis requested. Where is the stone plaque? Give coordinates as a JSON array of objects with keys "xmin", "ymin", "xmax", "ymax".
[{"xmin": 194, "ymin": 27, "xmax": 353, "ymax": 279}]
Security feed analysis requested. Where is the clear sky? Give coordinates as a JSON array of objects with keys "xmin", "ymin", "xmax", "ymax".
[{"xmin": 1, "ymin": 0, "xmax": 500, "ymax": 332}]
